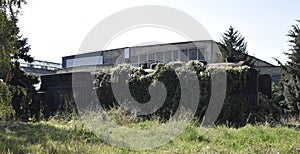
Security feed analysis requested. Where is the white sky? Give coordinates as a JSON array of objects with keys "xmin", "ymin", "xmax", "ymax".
[{"xmin": 18, "ymin": 0, "xmax": 300, "ymax": 64}]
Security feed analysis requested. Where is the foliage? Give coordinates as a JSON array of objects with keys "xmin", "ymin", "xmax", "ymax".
[
  {"xmin": 277, "ymin": 20, "xmax": 300, "ymax": 119},
  {"xmin": 272, "ymin": 82, "xmax": 285, "ymax": 112},
  {"xmin": 220, "ymin": 26, "xmax": 248, "ymax": 57},
  {"xmin": 0, "ymin": 0, "xmax": 26, "ymax": 17},
  {"xmin": 0, "ymin": 0, "xmax": 29, "ymax": 79},
  {"xmin": 252, "ymin": 92, "xmax": 282, "ymax": 123},
  {"xmin": 7, "ymin": 66, "xmax": 39, "ymax": 121},
  {"xmin": 0, "ymin": 9, "xmax": 18, "ymax": 83},
  {"xmin": 0, "ymin": 0, "xmax": 38, "ymax": 121},
  {"xmin": 284, "ymin": 20, "xmax": 300, "ymax": 76},
  {"xmin": 0, "ymin": 82, "xmax": 14, "ymax": 120},
  {"xmin": 94, "ymin": 62, "xmax": 263, "ymax": 126},
  {"xmin": 0, "ymin": 119, "xmax": 299, "ymax": 153},
  {"xmin": 218, "ymin": 26, "xmax": 254, "ymax": 65},
  {"xmin": 0, "ymin": 0, "xmax": 26, "ymax": 8}
]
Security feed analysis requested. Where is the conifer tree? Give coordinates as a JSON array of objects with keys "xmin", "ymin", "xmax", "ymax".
[
  {"xmin": 0, "ymin": 0, "xmax": 39, "ymax": 120},
  {"xmin": 219, "ymin": 26, "xmax": 253, "ymax": 65},
  {"xmin": 280, "ymin": 20, "xmax": 300, "ymax": 119}
]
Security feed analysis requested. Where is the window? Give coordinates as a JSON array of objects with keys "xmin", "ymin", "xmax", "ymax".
[
  {"xmin": 66, "ymin": 56, "xmax": 103, "ymax": 68},
  {"xmin": 139, "ymin": 55, "xmax": 147, "ymax": 63},
  {"xmin": 66, "ymin": 59, "xmax": 74, "ymax": 68},
  {"xmin": 156, "ymin": 52, "xmax": 164, "ymax": 63},
  {"xmin": 189, "ymin": 49, "xmax": 197, "ymax": 60},
  {"xmin": 148, "ymin": 53, "xmax": 155, "ymax": 62},
  {"xmin": 116, "ymin": 57, "xmax": 124, "ymax": 64},
  {"xmin": 131, "ymin": 55, "xmax": 138, "ymax": 64},
  {"xmin": 180, "ymin": 50, "xmax": 188, "ymax": 62},
  {"xmin": 165, "ymin": 51, "xmax": 172, "ymax": 63},
  {"xmin": 131, "ymin": 55, "xmax": 139, "ymax": 66},
  {"xmin": 124, "ymin": 48, "xmax": 130, "ymax": 59},
  {"xmin": 104, "ymin": 58, "xmax": 116, "ymax": 65},
  {"xmin": 97, "ymin": 56, "xmax": 104, "ymax": 64},
  {"xmin": 172, "ymin": 51, "xmax": 179, "ymax": 61},
  {"xmin": 198, "ymin": 48, "xmax": 205, "ymax": 60}
]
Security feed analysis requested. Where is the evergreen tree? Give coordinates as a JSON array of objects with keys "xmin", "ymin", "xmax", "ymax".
[
  {"xmin": 0, "ymin": 0, "xmax": 29, "ymax": 82},
  {"xmin": 219, "ymin": 26, "xmax": 253, "ymax": 65},
  {"xmin": 0, "ymin": 0, "xmax": 39, "ymax": 121},
  {"xmin": 279, "ymin": 20, "xmax": 300, "ymax": 119}
]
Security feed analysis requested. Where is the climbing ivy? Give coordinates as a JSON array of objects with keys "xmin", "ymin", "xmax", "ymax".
[{"xmin": 94, "ymin": 61, "xmax": 257, "ymax": 126}]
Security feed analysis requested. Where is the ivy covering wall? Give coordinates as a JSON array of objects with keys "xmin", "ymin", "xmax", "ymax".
[{"xmin": 94, "ymin": 61, "xmax": 268, "ymax": 126}]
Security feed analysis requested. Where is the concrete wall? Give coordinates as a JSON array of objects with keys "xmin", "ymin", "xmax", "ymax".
[{"xmin": 255, "ymin": 66, "xmax": 282, "ymax": 84}]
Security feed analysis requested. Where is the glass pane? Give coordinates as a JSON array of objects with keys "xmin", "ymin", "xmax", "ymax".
[
  {"xmin": 140, "ymin": 55, "xmax": 147, "ymax": 63},
  {"xmin": 97, "ymin": 56, "xmax": 103, "ymax": 64},
  {"xmin": 148, "ymin": 53, "xmax": 155, "ymax": 62},
  {"xmin": 105, "ymin": 58, "xmax": 116, "ymax": 65},
  {"xmin": 189, "ymin": 49, "xmax": 197, "ymax": 60},
  {"xmin": 180, "ymin": 50, "xmax": 188, "ymax": 62},
  {"xmin": 198, "ymin": 49, "xmax": 205, "ymax": 60},
  {"xmin": 165, "ymin": 51, "xmax": 172, "ymax": 63},
  {"xmin": 116, "ymin": 56, "xmax": 124, "ymax": 64},
  {"xmin": 124, "ymin": 48, "xmax": 130, "ymax": 59},
  {"xmin": 66, "ymin": 59, "xmax": 74, "ymax": 68},
  {"xmin": 131, "ymin": 55, "xmax": 138, "ymax": 63},
  {"xmin": 172, "ymin": 51, "xmax": 179, "ymax": 61},
  {"xmin": 156, "ymin": 52, "xmax": 164, "ymax": 63}
]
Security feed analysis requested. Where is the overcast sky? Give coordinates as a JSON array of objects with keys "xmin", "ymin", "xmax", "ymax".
[{"xmin": 18, "ymin": 0, "xmax": 300, "ymax": 64}]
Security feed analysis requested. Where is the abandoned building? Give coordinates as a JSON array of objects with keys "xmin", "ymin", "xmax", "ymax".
[
  {"xmin": 61, "ymin": 40, "xmax": 281, "ymax": 83},
  {"xmin": 35, "ymin": 40, "xmax": 281, "ymax": 116}
]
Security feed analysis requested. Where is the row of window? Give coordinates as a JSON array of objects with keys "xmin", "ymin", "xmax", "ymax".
[
  {"xmin": 130, "ymin": 48, "xmax": 206, "ymax": 66},
  {"xmin": 65, "ymin": 56, "xmax": 103, "ymax": 68},
  {"xmin": 64, "ymin": 48, "xmax": 206, "ymax": 68}
]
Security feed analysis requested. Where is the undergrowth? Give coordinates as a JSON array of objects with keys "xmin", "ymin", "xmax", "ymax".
[{"xmin": 0, "ymin": 109, "xmax": 299, "ymax": 154}]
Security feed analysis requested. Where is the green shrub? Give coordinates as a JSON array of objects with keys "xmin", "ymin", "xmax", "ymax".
[
  {"xmin": 252, "ymin": 92, "xmax": 282, "ymax": 124},
  {"xmin": 0, "ymin": 82, "xmax": 14, "ymax": 120},
  {"xmin": 94, "ymin": 62, "xmax": 263, "ymax": 126}
]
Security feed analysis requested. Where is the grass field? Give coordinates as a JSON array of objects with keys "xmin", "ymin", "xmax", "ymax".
[{"xmin": 0, "ymin": 118, "xmax": 299, "ymax": 154}]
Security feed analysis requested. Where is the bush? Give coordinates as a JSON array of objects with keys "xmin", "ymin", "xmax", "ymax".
[
  {"xmin": 94, "ymin": 62, "xmax": 262, "ymax": 126},
  {"xmin": 0, "ymin": 82, "xmax": 14, "ymax": 120}
]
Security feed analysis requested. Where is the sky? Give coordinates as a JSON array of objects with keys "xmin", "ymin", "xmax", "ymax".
[{"xmin": 18, "ymin": 0, "xmax": 300, "ymax": 64}]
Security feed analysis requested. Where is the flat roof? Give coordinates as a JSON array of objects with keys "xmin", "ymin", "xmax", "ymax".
[
  {"xmin": 62, "ymin": 40, "xmax": 214, "ymax": 59},
  {"xmin": 62, "ymin": 40, "xmax": 275, "ymax": 67}
]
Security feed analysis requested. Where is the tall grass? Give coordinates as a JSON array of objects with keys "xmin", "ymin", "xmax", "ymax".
[{"xmin": 0, "ymin": 110, "xmax": 299, "ymax": 153}]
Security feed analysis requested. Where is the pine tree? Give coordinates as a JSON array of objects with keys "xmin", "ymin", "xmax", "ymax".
[
  {"xmin": 0, "ymin": 9, "xmax": 18, "ymax": 82},
  {"xmin": 0, "ymin": 0, "xmax": 30, "ymax": 83},
  {"xmin": 219, "ymin": 26, "xmax": 253, "ymax": 64},
  {"xmin": 0, "ymin": 0, "xmax": 39, "ymax": 120},
  {"xmin": 280, "ymin": 20, "xmax": 300, "ymax": 119}
]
